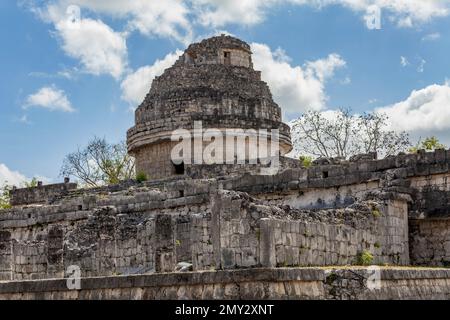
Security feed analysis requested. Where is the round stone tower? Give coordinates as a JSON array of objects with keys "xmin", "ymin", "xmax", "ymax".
[{"xmin": 127, "ymin": 35, "xmax": 293, "ymax": 179}]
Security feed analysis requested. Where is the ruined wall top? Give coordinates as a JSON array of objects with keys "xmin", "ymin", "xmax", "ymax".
[
  {"xmin": 6, "ymin": 149, "xmax": 450, "ymax": 210},
  {"xmin": 9, "ymin": 179, "xmax": 78, "ymax": 207}
]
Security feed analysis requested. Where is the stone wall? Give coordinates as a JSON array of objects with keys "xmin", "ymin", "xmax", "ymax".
[
  {"xmin": 218, "ymin": 48, "xmax": 251, "ymax": 67},
  {"xmin": 4, "ymin": 149, "xmax": 450, "ymax": 285},
  {"xmin": 134, "ymin": 141, "xmax": 180, "ymax": 179},
  {"xmin": 0, "ymin": 182, "xmax": 409, "ymax": 281},
  {"xmin": 1, "ymin": 267, "xmax": 449, "ymax": 300},
  {"xmin": 9, "ymin": 182, "xmax": 77, "ymax": 206},
  {"xmin": 409, "ymin": 219, "xmax": 450, "ymax": 267},
  {"xmin": 259, "ymin": 199, "xmax": 408, "ymax": 267}
]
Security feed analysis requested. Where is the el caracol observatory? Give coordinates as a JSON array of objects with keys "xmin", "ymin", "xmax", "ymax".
[{"xmin": 127, "ymin": 35, "xmax": 293, "ymax": 180}]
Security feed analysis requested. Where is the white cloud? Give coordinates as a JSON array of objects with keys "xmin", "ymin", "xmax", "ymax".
[
  {"xmin": 304, "ymin": 53, "xmax": 347, "ymax": 82},
  {"xmin": 192, "ymin": 0, "xmax": 275, "ymax": 27},
  {"xmin": 29, "ymin": 0, "xmax": 450, "ymax": 46},
  {"xmin": 0, "ymin": 164, "xmax": 28, "ymax": 187},
  {"xmin": 120, "ymin": 50, "xmax": 183, "ymax": 106},
  {"xmin": 251, "ymin": 43, "xmax": 346, "ymax": 117},
  {"xmin": 192, "ymin": 0, "xmax": 450, "ymax": 28},
  {"xmin": 400, "ymin": 56, "xmax": 409, "ymax": 67},
  {"xmin": 24, "ymin": 86, "xmax": 74, "ymax": 112},
  {"xmin": 121, "ymin": 43, "xmax": 346, "ymax": 115},
  {"xmin": 39, "ymin": 0, "xmax": 193, "ymax": 45},
  {"xmin": 422, "ymin": 32, "xmax": 441, "ymax": 41},
  {"xmin": 30, "ymin": 3, "xmax": 128, "ymax": 79},
  {"xmin": 377, "ymin": 83, "xmax": 450, "ymax": 132},
  {"xmin": 55, "ymin": 18, "xmax": 127, "ymax": 79},
  {"xmin": 22, "ymin": 0, "xmax": 450, "ymax": 83}
]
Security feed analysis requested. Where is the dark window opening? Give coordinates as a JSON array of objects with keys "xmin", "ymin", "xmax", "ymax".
[
  {"xmin": 322, "ymin": 171, "xmax": 329, "ymax": 178},
  {"xmin": 173, "ymin": 161, "xmax": 185, "ymax": 175},
  {"xmin": 224, "ymin": 51, "xmax": 231, "ymax": 65}
]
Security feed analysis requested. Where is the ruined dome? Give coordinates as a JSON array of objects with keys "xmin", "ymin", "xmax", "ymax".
[{"xmin": 127, "ymin": 35, "xmax": 293, "ymax": 179}]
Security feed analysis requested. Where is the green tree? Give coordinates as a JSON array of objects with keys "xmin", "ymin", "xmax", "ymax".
[
  {"xmin": 61, "ymin": 137, "xmax": 135, "ymax": 187},
  {"xmin": 410, "ymin": 136, "xmax": 447, "ymax": 153},
  {"xmin": 291, "ymin": 108, "xmax": 410, "ymax": 159}
]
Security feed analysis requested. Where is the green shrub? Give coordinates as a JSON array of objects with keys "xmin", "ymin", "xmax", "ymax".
[
  {"xmin": 299, "ymin": 155, "xmax": 313, "ymax": 168},
  {"xmin": 357, "ymin": 250, "xmax": 374, "ymax": 266},
  {"xmin": 372, "ymin": 209, "xmax": 381, "ymax": 218},
  {"xmin": 136, "ymin": 172, "xmax": 148, "ymax": 183}
]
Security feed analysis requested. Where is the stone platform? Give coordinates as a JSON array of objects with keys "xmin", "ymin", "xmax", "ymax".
[{"xmin": 0, "ymin": 267, "xmax": 449, "ymax": 300}]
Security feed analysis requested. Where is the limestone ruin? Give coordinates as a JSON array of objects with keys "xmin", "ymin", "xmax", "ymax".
[{"xmin": 1, "ymin": 35, "xmax": 450, "ymax": 300}]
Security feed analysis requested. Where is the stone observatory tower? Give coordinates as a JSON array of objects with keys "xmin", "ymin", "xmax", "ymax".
[{"xmin": 127, "ymin": 35, "xmax": 293, "ymax": 179}]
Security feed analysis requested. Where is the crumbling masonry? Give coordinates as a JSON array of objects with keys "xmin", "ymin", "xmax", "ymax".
[{"xmin": 1, "ymin": 36, "xmax": 450, "ymax": 300}]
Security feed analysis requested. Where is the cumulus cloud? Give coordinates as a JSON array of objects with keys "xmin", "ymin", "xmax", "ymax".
[
  {"xmin": 55, "ymin": 18, "xmax": 127, "ymax": 79},
  {"xmin": 24, "ymin": 86, "xmax": 74, "ymax": 112},
  {"xmin": 192, "ymin": 0, "xmax": 450, "ymax": 28},
  {"xmin": 120, "ymin": 50, "xmax": 183, "ymax": 106},
  {"xmin": 376, "ymin": 83, "xmax": 450, "ymax": 132},
  {"xmin": 23, "ymin": 0, "xmax": 450, "ymax": 83},
  {"xmin": 0, "ymin": 164, "xmax": 28, "ymax": 187},
  {"xmin": 251, "ymin": 43, "xmax": 346, "ymax": 117},
  {"xmin": 192, "ymin": 0, "xmax": 274, "ymax": 27},
  {"xmin": 29, "ymin": 1, "xmax": 450, "ymax": 45},
  {"xmin": 30, "ymin": 3, "xmax": 128, "ymax": 79},
  {"xmin": 37, "ymin": 0, "xmax": 193, "ymax": 44}
]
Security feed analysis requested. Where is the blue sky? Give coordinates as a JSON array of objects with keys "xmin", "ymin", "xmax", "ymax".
[{"xmin": 1, "ymin": 0, "xmax": 450, "ymax": 185}]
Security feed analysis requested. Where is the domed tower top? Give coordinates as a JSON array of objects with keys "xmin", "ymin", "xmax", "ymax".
[
  {"xmin": 183, "ymin": 34, "xmax": 253, "ymax": 68},
  {"xmin": 127, "ymin": 35, "xmax": 293, "ymax": 179}
]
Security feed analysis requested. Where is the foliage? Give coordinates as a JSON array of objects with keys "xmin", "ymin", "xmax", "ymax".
[
  {"xmin": 409, "ymin": 136, "xmax": 447, "ymax": 153},
  {"xmin": 291, "ymin": 108, "xmax": 411, "ymax": 159},
  {"xmin": 371, "ymin": 209, "xmax": 381, "ymax": 218},
  {"xmin": 136, "ymin": 172, "xmax": 148, "ymax": 183},
  {"xmin": 357, "ymin": 250, "xmax": 374, "ymax": 266},
  {"xmin": 60, "ymin": 137, "xmax": 135, "ymax": 187},
  {"xmin": 299, "ymin": 155, "xmax": 313, "ymax": 168},
  {"xmin": 0, "ymin": 184, "xmax": 12, "ymax": 210},
  {"xmin": 1, "ymin": 177, "xmax": 40, "ymax": 210},
  {"xmin": 24, "ymin": 177, "xmax": 39, "ymax": 188}
]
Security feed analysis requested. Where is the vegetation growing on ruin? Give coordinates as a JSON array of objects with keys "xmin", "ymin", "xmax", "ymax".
[
  {"xmin": 60, "ymin": 137, "xmax": 135, "ymax": 187},
  {"xmin": 136, "ymin": 172, "xmax": 148, "ymax": 183},
  {"xmin": 0, "ymin": 185, "xmax": 11, "ymax": 210},
  {"xmin": 291, "ymin": 108, "xmax": 411, "ymax": 159},
  {"xmin": 409, "ymin": 136, "xmax": 447, "ymax": 153},
  {"xmin": 357, "ymin": 250, "xmax": 374, "ymax": 266},
  {"xmin": 299, "ymin": 155, "xmax": 313, "ymax": 168}
]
